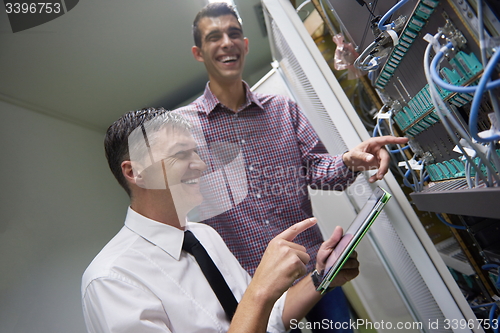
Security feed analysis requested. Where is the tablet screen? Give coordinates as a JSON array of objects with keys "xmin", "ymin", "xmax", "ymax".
[{"xmin": 318, "ymin": 187, "xmax": 390, "ymax": 292}]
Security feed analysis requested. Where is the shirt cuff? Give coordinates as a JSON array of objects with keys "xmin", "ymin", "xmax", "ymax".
[{"xmin": 267, "ymin": 291, "xmax": 288, "ymax": 333}]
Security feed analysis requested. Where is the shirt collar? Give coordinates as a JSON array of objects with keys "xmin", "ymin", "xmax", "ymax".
[
  {"xmin": 200, "ymin": 81, "xmax": 265, "ymax": 115},
  {"xmin": 124, "ymin": 207, "xmax": 185, "ymax": 260}
]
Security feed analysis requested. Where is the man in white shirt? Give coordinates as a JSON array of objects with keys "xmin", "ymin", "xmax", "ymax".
[{"xmin": 81, "ymin": 108, "xmax": 359, "ymax": 333}]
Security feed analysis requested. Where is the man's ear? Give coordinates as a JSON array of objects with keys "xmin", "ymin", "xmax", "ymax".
[
  {"xmin": 122, "ymin": 160, "xmax": 144, "ymax": 187},
  {"xmin": 244, "ymin": 37, "xmax": 249, "ymax": 55},
  {"xmin": 192, "ymin": 46, "xmax": 204, "ymax": 63}
]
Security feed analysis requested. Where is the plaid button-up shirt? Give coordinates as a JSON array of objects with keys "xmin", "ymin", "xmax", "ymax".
[{"xmin": 175, "ymin": 82, "xmax": 358, "ymax": 275}]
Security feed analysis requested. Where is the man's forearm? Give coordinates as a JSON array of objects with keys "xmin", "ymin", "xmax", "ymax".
[
  {"xmin": 281, "ymin": 275, "xmax": 322, "ymax": 330},
  {"xmin": 228, "ymin": 283, "xmax": 275, "ymax": 333}
]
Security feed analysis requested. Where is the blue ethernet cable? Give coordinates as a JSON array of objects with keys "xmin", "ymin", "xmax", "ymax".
[
  {"xmin": 430, "ymin": 42, "xmax": 500, "ymax": 93},
  {"xmin": 373, "ymin": 118, "xmax": 410, "ymax": 153},
  {"xmin": 489, "ymin": 303, "xmax": 499, "ymax": 333},
  {"xmin": 477, "ymin": 0, "xmax": 500, "ymax": 125},
  {"xmin": 482, "ymin": 264, "xmax": 499, "ymax": 270},
  {"xmin": 378, "ymin": 0, "xmax": 409, "ymax": 31},
  {"xmin": 372, "ymin": 118, "xmax": 381, "ymax": 137},
  {"xmin": 390, "ymin": 145, "xmax": 410, "ymax": 154},
  {"xmin": 418, "ymin": 160, "xmax": 427, "ymax": 189},
  {"xmin": 469, "ymin": 48, "xmax": 500, "ymax": 143},
  {"xmin": 471, "ymin": 302, "xmax": 496, "ymax": 309},
  {"xmin": 403, "ymin": 162, "xmax": 425, "ymax": 191},
  {"xmin": 481, "ymin": 264, "xmax": 500, "ymax": 289},
  {"xmin": 373, "ymin": 116, "xmax": 420, "ymax": 189},
  {"xmin": 403, "ymin": 168, "xmax": 415, "ymax": 188},
  {"xmin": 436, "ymin": 213, "xmax": 466, "ymax": 230}
]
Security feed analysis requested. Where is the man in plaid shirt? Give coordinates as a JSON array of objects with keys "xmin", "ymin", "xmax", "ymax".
[{"xmin": 176, "ymin": 3, "xmax": 408, "ymax": 331}]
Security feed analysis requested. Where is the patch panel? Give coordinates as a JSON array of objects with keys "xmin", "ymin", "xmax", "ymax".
[
  {"xmin": 392, "ymin": 50, "xmax": 483, "ymax": 136},
  {"xmin": 375, "ymin": 0, "xmax": 440, "ymax": 89},
  {"xmin": 426, "ymin": 150, "xmax": 500, "ymax": 181},
  {"xmin": 426, "ymin": 158, "xmax": 466, "ymax": 181},
  {"xmin": 469, "ymin": 153, "xmax": 499, "ymax": 175}
]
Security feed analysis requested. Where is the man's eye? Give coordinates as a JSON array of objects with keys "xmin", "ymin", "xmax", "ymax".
[{"xmin": 175, "ymin": 152, "xmax": 187, "ymax": 158}]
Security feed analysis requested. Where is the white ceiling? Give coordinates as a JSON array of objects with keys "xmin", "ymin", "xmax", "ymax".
[{"xmin": 0, "ymin": 0, "xmax": 273, "ymax": 132}]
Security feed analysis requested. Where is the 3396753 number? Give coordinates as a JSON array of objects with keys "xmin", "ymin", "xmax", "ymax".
[
  {"xmin": 5, "ymin": 2, "xmax": 61, "ymax": 14},
  {"xmin": 443, "ymin": 318, "xmax": 499, "ymax": 330}
]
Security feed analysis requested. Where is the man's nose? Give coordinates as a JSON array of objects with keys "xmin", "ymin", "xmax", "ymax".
[
  {"xmin": 220, "ymin": 33, "xmax": 233, "ymax": 48},
  {"xmin": 190, "ymin": 154, "xmax": 208, "ymax": 172}
]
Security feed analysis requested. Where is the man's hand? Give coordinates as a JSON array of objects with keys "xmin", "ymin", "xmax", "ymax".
[
  {"xmin": 342, "ymin": 135, "xmax": 409, "ymax": 183},
  {"xmin": 316, "ymin": 226, "xmax": 359, "ymax": 288},
  {"xmin": 229, "ymin": 218, "xmax": 317, "ymax": 333},
  {"xmin": 251, "ymin": 218, "xmax": 317, "ymax": 302}
]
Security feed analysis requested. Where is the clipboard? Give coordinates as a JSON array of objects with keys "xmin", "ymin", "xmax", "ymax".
[{"xmin": 317, "ymin": 186, "xmax": 392, "ymax": 293}]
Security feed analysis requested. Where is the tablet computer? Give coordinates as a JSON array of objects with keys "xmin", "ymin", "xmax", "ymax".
[{"xmin": 317, "ymin": 186, "xmax": 391, "ymax": 293}]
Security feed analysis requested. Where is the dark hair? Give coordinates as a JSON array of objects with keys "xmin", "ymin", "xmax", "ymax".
[
  {"xmin": 192, "ymin": 2, "xmax": 241, "ymax": 48},
  {"xmin": 104, "ymin": 107, "xmax": 167, "ymax": 196}
]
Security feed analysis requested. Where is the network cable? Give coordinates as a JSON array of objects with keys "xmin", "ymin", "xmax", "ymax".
[
  {"xmin": 482, "ymin": 264, "xmax": 500, "ymax": 270},
  {"xmin": 470, "ymin": 5, "xmax": 500, "ymax": 183},
  {"xmin": 477, "ymin": 0, "xmax": 500, "ymax": 126},
  {"xmin": 436, "ymin": 213, "xmax": 466, "ymax": 230},
  {"xmin": 482, "ymin": 264, "xmax": 500, "ymax": 289},
  {"xmin": 471, "ymin": 302, "xmax": 497, "ymax": 309},
  {"xmin": 430, "ymin": 43, "xmax": 500, "ymax": 93},
  {"xmin": 296, "ymin": 0, "xmax": 311, "ymax": 13},
  {"xmin": 389, "ymin": 145, "xmax": 410, "ymax": 154},
  {"xmin": 418, "ymin": 159, "xmax": 427, "ymax": 189},
  {"xmin": 355, "ymin": 9, "xmax": 407, "ymax": 72},
  {"xmin": 489, "ymin": 302, "xmax": 499, "ymax": 333},
  {"xmin": 468, "ymin": 48, "xmax": 500, "ymax": 143},
  {"xmin": 372, "ymin": 109, "xmax": 425, "ymax": 191},
  {"xmin": 372, "ymin": 115, "xmax": 411, "ymax": 153},
  {"xmin": 465, "ymin": 159, "xmax": 473, "ymax": 188},
  {"xmin": 388, "ymin": 114, "xmax": 428, "ymax": 191},
  {"xmin": 354, "ymin": 37, "xmax": 384, "ymax": 71},
  {"xmin": 377, "ymin": 0, "xmax": 410, "ymax": 31},
  {"xmin": 402, "ymin": 160, "xmax": 426, "ymax": 191}
]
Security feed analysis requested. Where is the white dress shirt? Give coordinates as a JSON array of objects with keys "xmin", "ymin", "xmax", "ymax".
[{"xmin": 81, "ymin": 207, "xmax": 287, "ymax": 333}]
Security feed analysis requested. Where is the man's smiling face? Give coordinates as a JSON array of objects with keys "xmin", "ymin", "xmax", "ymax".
[
  {"xmin": 138, "ymin": 127, "xmax": 207, "ymax": 214},
  {"xmin": 192, "ymin": 14, "xmax": 249, "ymax": 84}
]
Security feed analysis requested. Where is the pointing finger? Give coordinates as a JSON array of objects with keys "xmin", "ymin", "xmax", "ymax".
[
  {"xmin": 277, "ymin": 217, "xmax": 317, "ymax": 242},
  {"xmin": 371, "ymin": 135, "xmax": 408, "ymax": 147}
]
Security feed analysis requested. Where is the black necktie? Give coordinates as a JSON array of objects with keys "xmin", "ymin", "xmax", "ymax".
[{"xmin": 182, "ymin": 230, "xmax": 238, "ymax": 320}]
